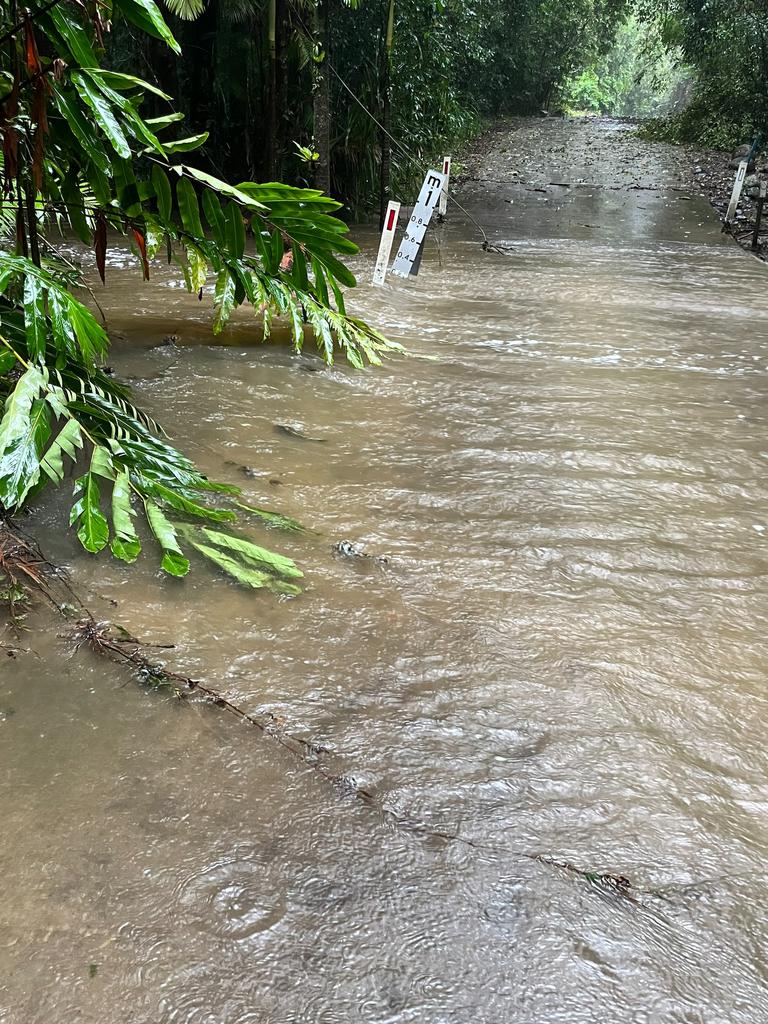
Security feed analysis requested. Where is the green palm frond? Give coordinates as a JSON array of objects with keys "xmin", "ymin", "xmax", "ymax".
[{"xmin": 162, "ymin": 0, "xmax": 207, "ymax": 19}]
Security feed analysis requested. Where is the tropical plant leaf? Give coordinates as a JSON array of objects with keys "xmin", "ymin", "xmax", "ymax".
[
  {"xmin": 187, "ymin": 539, "xmax": 275, "ymax": 589},
  {"xmin": 213, "ymin": 269, "xmax": 236, "ymax": 333},
  {"xmin": 0, "ymin": 365, "xmax": 48, "ymax": 507},
  {"xmin": 176, "ymin": 176, "xmax": 204, "ymax": 237},
  {"xmin": 23, "ymin": 274, "xmax": 46, "ymax": 361},
  {"xmin": 162, "ymin": 0, "xmax": 206, "ymax": 21},
  {"xmin": 160, "ymin": 133, "xmax": 209, "ymax": 153},
  {"xmin": 71, "ymin": 72, "xmax": 132, "ymax": 159},
  {"xmin": 199, "ymin": 527, "xmax": 303, "ymax": 579},
  {"xmin": 0, "ymin": 350, "xmax": 16, "ymax": 375},
  {"xmin": 114, "ymin": 0, "xmax": 181, "ymax": 53},
  {"xmin": 67, "ymin": 296, "xmax": 109, "ymax": 362},
  {"xmin": 185, "ymin": 244, "xmax": 208, "ymax": 292},
  {"xmin": 144, "ymin": 499, "xmax": 190, "ymax": 575},
  {"xmin": 61, "ymin": 176, "xmax": 91, "ymax": 246},
  {"xmin": 145, "ymin": 112, "xmax": 185, "ymax": 130},
  {"xmin": 151, "ymin": 165, "xmax": 173, "ymax": 222},
  {"xmin": 71, "ymin": 468, "xmax": 110, "ymax": 553},
  {"xmin": 86, "ymin": 70, "xmax": 172, "ymax": 101},
  {"xmin": 87, "ymin": 73, "xmax": 166, "ymax": 156},
  {"xmin": 46, "ymin": 6, "xmax": 99, "ymax": 67},
  {"xmin": 138, "ymin": 476, "xmax": 237, "ymax": 521},
  {"xmin": 202, "ymin": 189, "xmax": 226, "ymax": 243},
  {"xmin": 183, "ymin": 166, "xmax": 267, "ymax": 209},
  {"xmin": 53, "ymin": 86, "xmax": 112, "ymax": 174},
  {"xmin": 40, "ymin": 417, "xmax": 83, "ymax": 484},
  {"xmin": 110, "ymin": 470, "xmax": 142, "ymax": 563},
  {"xmin": 225, "ymin": 201, "xmax": 246, "ymax": 260},
  {"xmin": 234, "ymin": 500, "xmax": 309, "ymax": 533}
]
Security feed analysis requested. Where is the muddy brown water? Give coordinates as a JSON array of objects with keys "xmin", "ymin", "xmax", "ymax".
[{"xmin": 3, "ymin": 119, "xmax": 768, "ymax": 1022}]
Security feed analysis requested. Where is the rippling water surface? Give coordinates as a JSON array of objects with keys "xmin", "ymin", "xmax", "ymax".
[{"xmin": 2, "ymin": 121, "xmax": 768, "ymax": 1022}]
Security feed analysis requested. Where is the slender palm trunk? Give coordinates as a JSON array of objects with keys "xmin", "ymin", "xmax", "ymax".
[
  {"xmin": 274, "ymin": 0, "xmax": 287, "ymax": 181},
  {"xmin": 313, "ymin": 0, "xmax": 331, "ymax": 195},
  {"xmin": 379, "ymin": 0, "xmax": 394, "ymax": 229},
  {"xmin": 266, "ymin": 0, "xmax": 277, "ymax": 179}
]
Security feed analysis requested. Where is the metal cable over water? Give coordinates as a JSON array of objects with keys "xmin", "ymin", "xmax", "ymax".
[{"xmin": 287, "ymin": 0, "xmax": 507, "ymax": 255}]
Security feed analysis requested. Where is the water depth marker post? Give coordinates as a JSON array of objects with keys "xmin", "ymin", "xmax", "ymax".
[
  {"xmin": 372, "ymin": 200, "xmax": 401, "ymax": 285},
  {"xmin": 390, "ymin": 168, "xmax": 447, "ymax": 278},
  {"xmin": 438, "ymin": 156, "xmax": 451, "ymax": 218}
]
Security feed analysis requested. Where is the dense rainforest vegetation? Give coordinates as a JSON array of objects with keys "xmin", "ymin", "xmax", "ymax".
[
  {"xmin": 110, "ymin": 0, "xmax": 768, "ymax": 207},
  {"xmin": 0, "ymin": 0, "xmax": 764, "ymax": 587},
  {"xmin": 0, "ymin": 0, "xmax": 399, "ymax": 586},
  {"xmin": 637, "ymin": 0, "xmax": 768, "ymax": 150}
]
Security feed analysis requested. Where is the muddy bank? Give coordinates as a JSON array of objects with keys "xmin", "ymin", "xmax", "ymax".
[{"xmin": 689, "ymin": 147, "xmax": 768, "ymax": 258}]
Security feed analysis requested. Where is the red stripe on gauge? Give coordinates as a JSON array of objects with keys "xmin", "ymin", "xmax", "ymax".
[{"xmin": 386, "ymin": 208, "xmax": 396, "ymax": 231}]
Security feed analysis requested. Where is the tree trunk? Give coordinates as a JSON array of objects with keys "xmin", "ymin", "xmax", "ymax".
[
  {"xmin": 313, "ymin": 0, "xmax": 331, "ymax": 195},
  {"xmin": 274, "ymin": 0, "xmax": 288, "ymax": 182},
  {"xmin": 379, "ymin": 0, "xmax": 394, "ymax": 229},
  {"xmin": 266, "ymin": 0, "xmax": 277, "ymax": 179}
]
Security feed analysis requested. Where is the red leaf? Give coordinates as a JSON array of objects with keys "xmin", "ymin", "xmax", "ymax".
[
  {"xmin": 24, "ymin": 17, "xmax": 41, "ymax": 76},
  {"xmin": 94, "ymin": 213, "xmax": 107, "ymax": 284},
  {"xmin": 131, "ymin": 227, "xmax": 150, "ymax": 281}
]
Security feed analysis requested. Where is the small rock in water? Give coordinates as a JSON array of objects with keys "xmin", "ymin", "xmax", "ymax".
[{"xmin": 274, "ymin": 423, "xmax": 327, "ymax": 443}]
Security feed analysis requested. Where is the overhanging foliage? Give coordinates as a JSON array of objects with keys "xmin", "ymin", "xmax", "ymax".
[{"xmin": 0, "ymin": 0, "xmax": 398, "ymax": 587}]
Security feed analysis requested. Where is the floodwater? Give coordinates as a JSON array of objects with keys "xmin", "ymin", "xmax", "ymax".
[{"xmin": 3, "ymin": 118, "xmax": 768, "ymax": 1023}]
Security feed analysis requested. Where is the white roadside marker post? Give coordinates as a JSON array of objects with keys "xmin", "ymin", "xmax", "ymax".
[
  {"xmin": 372, "ymin": 200, "xmax": 401, "ymax": 286},
  {"xmin": 438, "ymin": 156, "xmax": 451, "ymax": 218},
  {"xmin": 390, "ymin": 168, "xmax": 447, "ymax": 279},
  {"xmin": 725, "ymin": 160, "xmax": 749, "ymax": 227}
]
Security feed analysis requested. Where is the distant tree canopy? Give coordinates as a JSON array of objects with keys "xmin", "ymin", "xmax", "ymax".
[
  {"xmin": 567, "ymin": 1, "xmax": 766, "ymax": 149},
  {"xmin": 638, "ymin": 0, "xmax": 768, "ymax": 149},
  {"xmin": 560, "ymin": 16, "xmax": 692, "ymax": 119}
]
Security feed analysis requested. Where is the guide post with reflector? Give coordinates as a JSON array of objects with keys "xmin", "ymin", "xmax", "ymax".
[
  {"xmin": 438, "ymin": 156, "xmax": 451, "ymax": 217},
  {"xmin": 372, "ymin": 201, "xmax": 401, "ymax": 286},
  {"xmin": 390, "ymin": 168, "xmax": 447, "ymax": 279},
  {"xmin": 725, "ymin": 160, "xmax": 748, "ymax": 227}
]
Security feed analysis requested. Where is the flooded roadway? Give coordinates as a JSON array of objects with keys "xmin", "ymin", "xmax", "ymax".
[{"xmin": 2, "ymin": 118, "xmax": 768, "ymax": 1022}]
